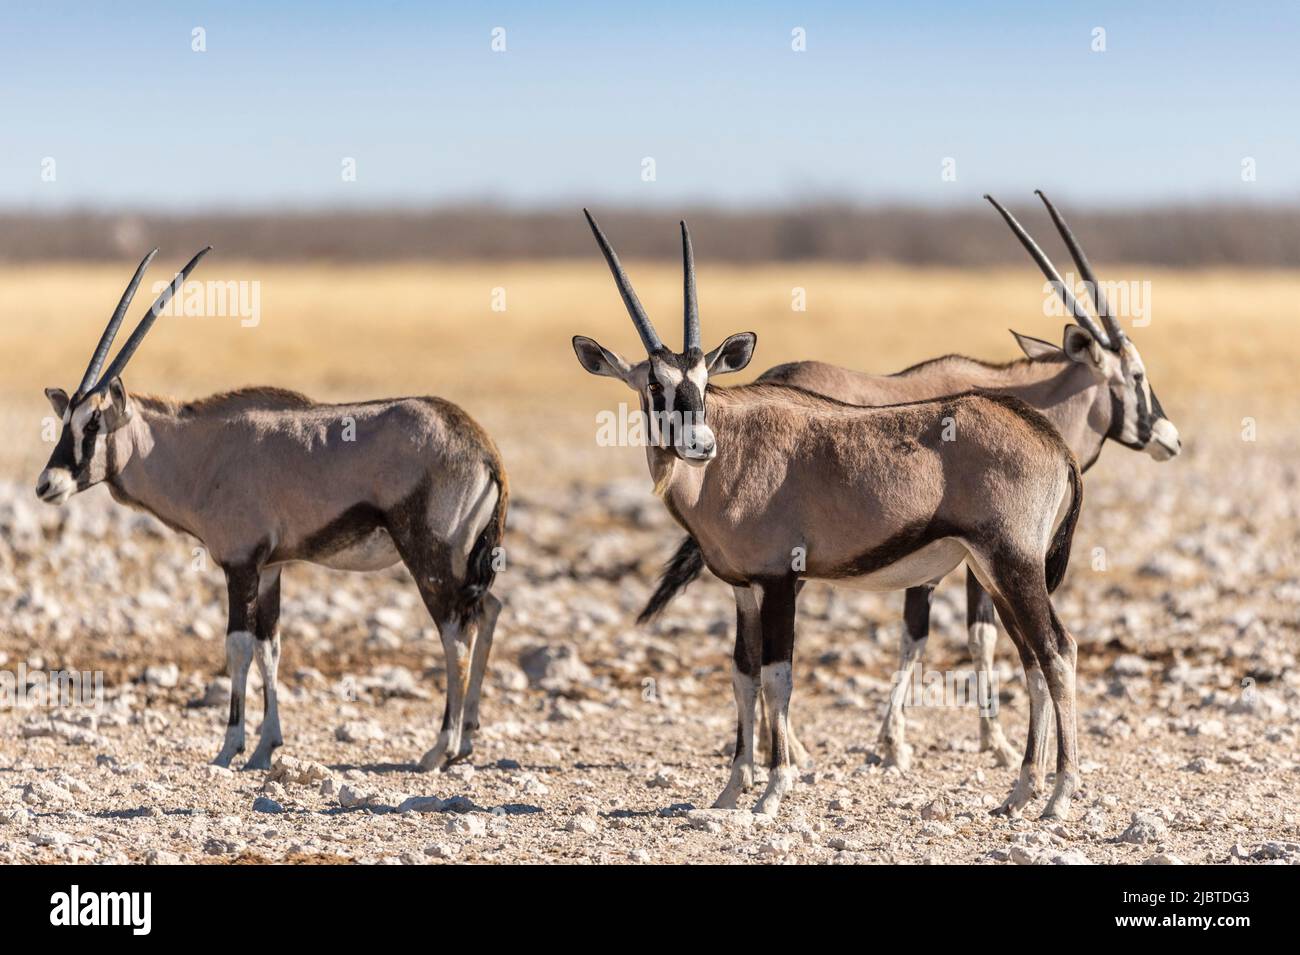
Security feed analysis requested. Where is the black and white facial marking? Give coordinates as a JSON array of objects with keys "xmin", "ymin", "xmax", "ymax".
[
  {"xmin": 1015, "ymin": 325, "xmax": 1181, "ymax": 462},
  {"xmin": 572, "ymin": 332, "xmax": 756, "ymax": 465},
  {"xmin": 35, "ymin": 379, "xmax": 134, "ymax": 505},
  {"xmin": 1058, "ymin": 326, "xmax": 1181, "ymax": 461}
]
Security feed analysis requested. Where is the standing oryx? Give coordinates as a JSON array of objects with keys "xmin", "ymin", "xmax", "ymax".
[
  {"xmin": 37, "ymin": 250, "xmax": 508, "ymax": 772},
  {"xmin": 573, "ymin": 210, "xmax": 1085, "ymax": 818},
  {"xmin": 639, "ymin": 192, "xmax": 1181, "ymax": 773}
]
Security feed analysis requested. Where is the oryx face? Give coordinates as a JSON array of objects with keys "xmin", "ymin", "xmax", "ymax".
[
  {"xmin": 574, "ymin": 210, "xmax": 755, "ymax": 467},
  {"xmin": 573, "ymin": 335, "xmax": 756, "ymax": 465},
  {"xmin": 36, "ymin": 381, "xmax": 134, "ymax": 505},
  {"xmin": 1048, "ymin": 326, "xmax": 1181, "ymax": 460},
  {"xmin": 1102, "ymin": 337, "xmax": 1180, "ymax": 461},
  {"xmin": 990, "ymin": 191, "xmax": 1182, "ymax": 464},
  {"xmin": 32, "ymin": 245, "xmax": 211, "ymax": 505}
]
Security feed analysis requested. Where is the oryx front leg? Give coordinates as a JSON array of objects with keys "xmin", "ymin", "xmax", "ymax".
[
  {"xmin": 420, "ymin": 615, "xmax": 472, "ymax": 772},
  {"xmin": 214, "ymin": 565, "xmax": 261, "ymax": 768},
  {"xmin": 243, "ymin": 569, "xmax": 284, "ymax": 771},
  {"xmin": 875, "ymin": 584, "xmax": 934, "ymax": 771},
  {"xmin": 715, "ymin": 587, "xmax": 760, "ymax": 809},
  {"xmin": 215, "ymin": 630, "xmax": 254, "ymax": 767},
  {"xmin": 965, "ymin": 570, "xmax": 1019, "ymax": 768},
  {"xmin": 753, "ymin": 579, "xmax": 798, "ymax": 817}
]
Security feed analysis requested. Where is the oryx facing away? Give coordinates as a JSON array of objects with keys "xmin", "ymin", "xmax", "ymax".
[
  {"xmin": 641, "ymin": 191, "xmax": 1182, "ymax": 774},
  {"xmin": 37, "ymin": 250, "xmax": 508, "ymax": 772},
  {"xmin": 573, "ymin": 211, "xmax": 1085, "ymax": 818}
]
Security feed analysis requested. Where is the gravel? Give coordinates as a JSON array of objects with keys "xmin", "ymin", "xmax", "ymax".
[{"xmin": 2, "ymin": 427, "xmax": 1298, "ymax": 864}]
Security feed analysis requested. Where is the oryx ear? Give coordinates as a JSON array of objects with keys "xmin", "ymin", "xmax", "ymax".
[
  {"xmin": 705, "ymin": 332, "xmax": 756, "ymax": 375},
  {"xmin": 1062, "ymin": 325, "xmax": 1104, "ymax": 367},
  {"xmin": 572, "ymin": 336, "xmax": 633, "ymax": 381},
  {"xmin": 105, "ymin": 377, "xmax": 133, "ymax": 426},
  {"xmin": 44, "ymin": 388, "xmax": 70, "ymax": 418},
  {"xmin": 1010, "ymin": 330, "xmax": 1063, "ymax": 362}
]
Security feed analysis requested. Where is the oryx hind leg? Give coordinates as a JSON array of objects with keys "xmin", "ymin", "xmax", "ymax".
[
  {"xmin": 964, "ymin": 568, "xmax": 1019, "ymax": 768},
  {"xmin": 245, "ymin": 567, "xmax": 284, "ymax": 771},
  {"xmin": 214, "ymin": 564, "xmax": 260, "ymax": 768},
  {"xmin": 456, "ymin": 590, "xmax": 502, "ymax": 762},
  {"xmin": 874, "ymin": 582, "xmax": 936, "ymax": 772},
  {"xmin": 966, "ymin": 554, "xmax": 1053, "ymax": 819}
]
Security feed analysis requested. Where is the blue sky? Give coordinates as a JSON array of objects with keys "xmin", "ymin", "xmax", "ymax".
[{"xmin": 1, "ymin": 1, "xmax": 1296, "ymax": 209}]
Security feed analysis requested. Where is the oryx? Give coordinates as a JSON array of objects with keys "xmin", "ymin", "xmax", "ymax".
[
  {"xmin": 639, "ymin": 191, "xmax": 1182, "ymax": 774},
  {"xmin": 36, "ymin": 249, "xmax": 508, "ymax": 772},
  {"xmin": 573, "ymin": 211, "xmax": 1085, "ymax": 818}
]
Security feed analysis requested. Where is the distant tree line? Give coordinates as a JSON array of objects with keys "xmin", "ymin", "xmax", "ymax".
[{"xmin": 3, "ymin": 202, "xmax": 1299, "ymax": 266}]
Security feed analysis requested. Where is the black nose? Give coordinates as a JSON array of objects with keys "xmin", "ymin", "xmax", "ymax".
[{"xmin": 35, "ymin": 478, "xmax": 49, "ymax": 498}]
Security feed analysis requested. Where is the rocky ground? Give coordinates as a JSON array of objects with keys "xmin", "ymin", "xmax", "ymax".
[{"xmin": 1, "ymin": 429, "xmax": 1298, "ymax": 865}]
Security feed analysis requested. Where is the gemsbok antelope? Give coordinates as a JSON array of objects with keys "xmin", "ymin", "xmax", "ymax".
[
  {"xmin": 36, "ymin": 250, "xmax": 508, "ymax": 772},
  {"xmin": 573, "ymin": 211, "xmax": 1085, "ymax": 818},
  {"xmin": 640, "ymin": 191, "xmax": 1182, "ymax": 775}
]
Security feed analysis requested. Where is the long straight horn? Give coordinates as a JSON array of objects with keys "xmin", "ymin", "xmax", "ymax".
[
  {"xmin": 1035, "ymin": 190, "xmax": 1125, "ymax": 348},
  {"xmin": 583, "ymin": 209, "xmax": 662, "ymax": 352},
  {"xmin": 984, "ymin": 195, "xmax": 1112, "ymax": 349},
  {"xmin": 76, "ymin": 248, "xmax": 158, "ymax": 398},
  {"xmin": 93, "ymin": 246, "xmax": 212, "ymax": 391},
  {"xmin": 681, "ymin": 220, "xmax": 700, "ymax": 351}
]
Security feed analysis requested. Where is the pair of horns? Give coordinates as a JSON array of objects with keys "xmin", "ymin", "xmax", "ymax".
[
  {"xmin": 75, "ymin": 247, "xmax": 212, "ymax": 399},
  {"xmin": 985, "ymin": 191, "xmax": 1126, "ymax": 350},
  {"xmin": 583, "ymin": 209, "xmax": 700, "ymax": 353}
]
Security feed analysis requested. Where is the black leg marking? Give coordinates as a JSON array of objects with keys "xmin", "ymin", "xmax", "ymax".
[{"xmin": 965, "ymin": 567, "xmax": 995, "ymax": 629}]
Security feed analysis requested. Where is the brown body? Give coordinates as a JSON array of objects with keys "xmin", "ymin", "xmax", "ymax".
[{"xmin": 575, "ymin": 210, "xmax": 1086, "ymax": 819}]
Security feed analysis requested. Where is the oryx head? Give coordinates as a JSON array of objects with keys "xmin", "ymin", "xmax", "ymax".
[
  {"xmin": 572, "ymin": 210, "xmax": 756, "ymax": 466},
  {"xmin": 36, "ymin": 247, "xmax": 211, "ymax": 504},
  {"xmin": 988, "ymin": 192, "xmax": 1181, "ymax": 462}
]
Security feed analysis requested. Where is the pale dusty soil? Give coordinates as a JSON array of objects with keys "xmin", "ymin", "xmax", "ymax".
[
  {"xmin": 1, "ymin": 425, "xmax": 1298, "ymax": 865},
  {"xmin": 2, "ymin": 261, "xmax": 1298, "ymax": 864}
]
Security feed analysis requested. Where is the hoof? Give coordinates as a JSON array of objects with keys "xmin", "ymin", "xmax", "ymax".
[
  {"xmin": 881, "ymin": 742, "xmax": 914, "ymax": 773},
  {"xmin": 211, "ymin": 746, "xmax": 243, "ymax": 769},
  {"xmin": 991, "ymin": 744, "xmax": 1020, "ymax": 769}
]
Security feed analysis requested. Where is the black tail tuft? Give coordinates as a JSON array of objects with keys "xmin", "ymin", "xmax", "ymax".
[
  {"xmin": 637, "ymin": 536, "xmax": 705, "ymax": 625},
  {"xmin": 456, "ymin": 463, "xmax": 508, "ymax": 627},
  {"xmin": 1045, "ymin": 459, "xmax": 1083, "ymax": 594}
]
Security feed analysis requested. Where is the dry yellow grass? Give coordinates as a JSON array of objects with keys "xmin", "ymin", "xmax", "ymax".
[{"xmin": 3, "ymin": 260, "xmax": 1297, "ymax": 489}]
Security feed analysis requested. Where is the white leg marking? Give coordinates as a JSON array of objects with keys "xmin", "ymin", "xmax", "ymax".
[
  {"xmin": 458, "ymin": 593, "xmax": 502, "ymax": 762},
  {"xmin": 1025, "ymin": 666, "xmax": 1052, "ymax": 789},
  {"xmin": 245, "ymin": 631, "xmax": 283, "ymax": 771},
  {"xmin": 713, "ymin": 665, "xmax": 758, "ymax": 809},
  {"xmin": 753, "ymin": 662, "xmax": 795, "ymax": 816},
  {"xmin": 214, "ymin": 630, "xmax": 254, "ymax": 768},
  {"xmin": 968, "ymin": 621, "xmax": 1019, "ymax": 767},
  {"xmin": 1041, "ymin": 656, "xmax": 1079, "ymax": 821},
  {"xmin": 420, "ymin": 617, "xmax": 471, "ymax": 772},
  {"xmin": 877, "ymin": 629, "xmax": 926, "ymax": 771}
]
